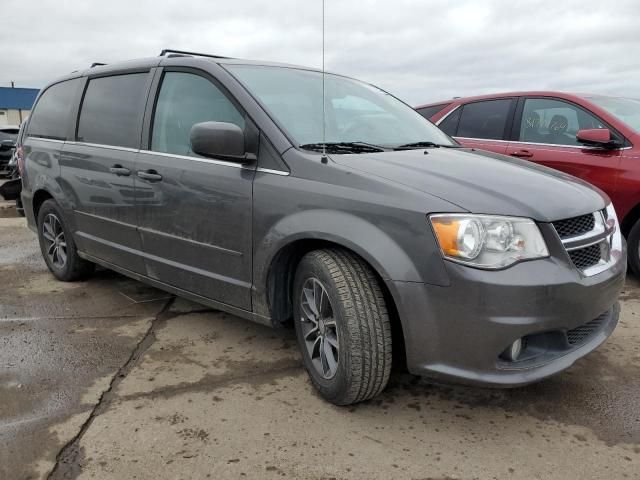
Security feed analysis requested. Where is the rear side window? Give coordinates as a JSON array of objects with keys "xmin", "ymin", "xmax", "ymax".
[
  {"xmin": 77, "ymin": 73, "xmax": 148, "ymax": 148},
  {"xmin": 27, "ymin": 78, "xmax": 81, "ymax": 140},
  {"xmin": 456, "ymin": 99, "xmax": 512, "ymax": 140},
  {"xmin": 151, "ymin": 72, "xmax": 244, "ymax": 156},
  {"xmin": 416, "ymin": 104, "xmax": 449, "ymax": 119}
]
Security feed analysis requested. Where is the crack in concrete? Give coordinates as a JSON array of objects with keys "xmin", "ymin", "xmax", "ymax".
[
  {"xmin": 117, "ymin": 363, "xmax": 303, "ymax": 403},
  {"xmin": 47, "ymin": 297, "xmax": 176, "ymax": 480}
]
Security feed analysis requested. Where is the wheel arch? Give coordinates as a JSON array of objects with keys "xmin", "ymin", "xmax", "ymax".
[
  {"xmin": 32, "ymin": 188, "xmax": 55, "ymax": 221},
  {"xmin": 620, "ymin": 201, "xmax": 640, "ymax": 237}
]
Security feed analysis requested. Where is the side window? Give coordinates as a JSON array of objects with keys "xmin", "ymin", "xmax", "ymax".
[
  {"xmin": 77, "ymin": 73, "xmax": 148, "ymax": 148},
  {"xmin": 27, "ymin": 78, "xmax": 81, "ymax": 140},
  {"xmin": 456, "ymin": 99, "xmax": 512, "ymax": 140},
  {"xmin": 519, "ymin": 98, "xmax": 606, "ymax": 146},
  {"xmin": 151, "ymin": 72, "xmax": 245, "ymax": 156},
  {"xmin": 438, "ymin": 107, "xmax": 461, "ymax": 136},
  {"xmin": 416, "ymin": 104, "xmax": 450, "ymax": 119}
]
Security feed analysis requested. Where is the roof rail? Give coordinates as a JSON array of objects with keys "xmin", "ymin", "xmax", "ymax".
[
  {"xmin": 159, "ymin": 49, "xmax": 231, "ymax": 60},
  {"xmin": 90, "ymin": 62, "xmax": 107, "ymax": 68}
]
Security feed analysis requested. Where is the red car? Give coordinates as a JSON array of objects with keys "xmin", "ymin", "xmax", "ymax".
[{"xmin": 417, "ymin": 92, "xmax": 640, "ymax": 274}]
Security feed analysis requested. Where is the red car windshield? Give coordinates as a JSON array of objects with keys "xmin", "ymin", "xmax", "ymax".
[{"xmin": 586, "ymin": 96, "xmax": 640, "ymax": 133}]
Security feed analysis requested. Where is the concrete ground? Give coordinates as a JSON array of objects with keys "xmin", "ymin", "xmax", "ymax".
[{"xmin": 0, "ymin": 203, "xmax": 639, "ymax": 479}]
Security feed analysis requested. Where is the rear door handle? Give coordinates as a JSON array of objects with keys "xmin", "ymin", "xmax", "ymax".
[
  {"xmin": 510, "ymin": 149, "xmax": 533, "ymax": 158},
  {"xmin": 109, "ymin": 164, "xmax": 131, "ymax": 176},
  {"xmin": 137, "ymin": 170, "xmax": 163, "ymax": 182}
]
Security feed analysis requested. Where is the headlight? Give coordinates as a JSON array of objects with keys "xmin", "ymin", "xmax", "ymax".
[{"xmin": 430, "ymin": 214, "xmax": 549, "ymax": 269}]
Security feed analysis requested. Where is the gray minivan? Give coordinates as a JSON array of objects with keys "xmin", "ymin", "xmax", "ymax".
[{"xmin": 20, "ymin": 50, "xmax": 625, "ymax": 405}]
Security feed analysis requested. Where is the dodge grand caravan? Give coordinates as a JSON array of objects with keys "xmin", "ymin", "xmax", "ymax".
[{"xmin": 21, "ymin": 51, "xmax": 625, "ymax": 405}]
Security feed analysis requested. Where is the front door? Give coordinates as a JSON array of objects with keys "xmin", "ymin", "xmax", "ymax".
[
  {"xmin": 507, "ymin": 97, "xmax": 622, "ymax": 197},
  {"xmin": 61, "ymin": 72, "xmax": 151, "ymax": 274},
  {"xmin": 135, "ymin": 70, "xmax": 255, "ymax": 310}
]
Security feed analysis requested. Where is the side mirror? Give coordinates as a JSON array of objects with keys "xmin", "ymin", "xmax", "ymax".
[
  {"xmin": 0, "ymin": 139, "xmax": 16, "ymax": 150},
  {"xmin": 190, "ymin": 121, "xmax": 247, "ymax": 162},
  {"xmin": 576, "ymin": 128, "xmax": 621, "ymax": 149}
]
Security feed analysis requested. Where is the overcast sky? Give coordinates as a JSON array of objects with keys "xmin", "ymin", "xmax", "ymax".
[{"xmin": 2, "ymin": 0, "xmax": 638, "ymax": 104}]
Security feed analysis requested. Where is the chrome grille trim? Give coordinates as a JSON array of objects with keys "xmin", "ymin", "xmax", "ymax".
[{"xmin": 552, "ymin": 208, "xmax": 621, "ymax": 277}]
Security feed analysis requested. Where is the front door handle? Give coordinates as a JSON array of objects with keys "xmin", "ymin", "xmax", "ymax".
[
  {"xmin": 137, "ymin": 170, "xmax": 163, "ymax": 182},
  {"xmin": 109, "ymin": 164, "xmax": 131, "ymax": 176},
  {"xmin": 510, "ymin": 149, "xmax": 534, "ymax": 158}
]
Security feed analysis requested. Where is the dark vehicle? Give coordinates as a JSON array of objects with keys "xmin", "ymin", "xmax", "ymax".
[
  {"xmin": 416, "ymin": 92, "xmax": 640, "ymax": 274},
  {"xmin": 0, "ymin": 125, "xmax": 19, "ymax": 176},
  {"xmin": 21, "ymin": 51, "xmax": 625, "ymax": 405},
  {"xmin": 0, "ymin": 123, "xmax": 26, "ymax": 215}
]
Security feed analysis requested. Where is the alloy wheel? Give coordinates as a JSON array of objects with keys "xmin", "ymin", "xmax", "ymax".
[
  {"xmin": 42, "ymin": 213, "xmax": 67, "ymax": 269},
  {"xmin": 299, "ymin": 277, "xmax": 339, "ymax": 379}
]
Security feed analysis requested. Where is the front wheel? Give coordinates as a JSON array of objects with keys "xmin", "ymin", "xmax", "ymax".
[
  {"xmin": 293, "ymin": 249, "xmax": 392, "ymax": 405},
  {"xmin": 37, "ymin": 199, "xmax": 94, "ymax": 281}
]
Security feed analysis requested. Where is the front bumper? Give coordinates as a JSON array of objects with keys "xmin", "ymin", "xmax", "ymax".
[{"xmin": 390, "ymin": 246, "xmax": 626, "ymax": 387}]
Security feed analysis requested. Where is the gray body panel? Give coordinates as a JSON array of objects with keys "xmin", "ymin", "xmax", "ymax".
[{"xmin": 21, "ymin": 55, "xmax": 625, "ymax": 387}]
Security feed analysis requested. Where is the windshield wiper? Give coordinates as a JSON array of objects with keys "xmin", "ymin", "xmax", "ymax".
[
  {"xmin": 394, "ymin": 141, "xmax": 461, "ymax": 150},
  {"xmin": 299, "ymin": 142, "xmax": 387, "ymax": 154}
]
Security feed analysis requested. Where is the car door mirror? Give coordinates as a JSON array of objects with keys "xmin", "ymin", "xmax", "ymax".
[
  {"xmin": 190, "ymin": 121, "xmax": 247, "ymax": 162},
  {"xmin": 0, "ymin": 139, "xmax": 16, "ymax": 150},
  {"xmin": 576, "ymin": 128, "xmax": 621, "ymax": 149}
]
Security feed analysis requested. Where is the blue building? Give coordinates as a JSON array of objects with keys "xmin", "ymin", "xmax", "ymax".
[{"xmin": 0, "ymin": 87, "xmax": 39, "ymax": 126}]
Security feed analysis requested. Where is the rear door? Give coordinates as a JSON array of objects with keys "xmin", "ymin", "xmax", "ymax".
[
  {"xmin": 437, "ymin": 98, "xmax": 516, "ymax": 155},
  {"xmin": 60, "ymin": 71, "xmax": 153, "ymax": 274},
  {"xmin": 134, "ymin": 68, "xmax": 256, "ymax": 310},
  {"xmin": 507, "ymin": 97, "xmax": 622, "ymax": 196}
]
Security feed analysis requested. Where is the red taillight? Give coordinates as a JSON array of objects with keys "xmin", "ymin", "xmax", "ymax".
[{"xmin": 16, "ymin": 146, "xmax": 25, "ymax": 176}]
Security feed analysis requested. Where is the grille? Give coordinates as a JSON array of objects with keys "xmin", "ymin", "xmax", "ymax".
[
  {"xmin": 566, "ymin": 313, "xmax": 607, "ymax": 345},
  {"xmin": 568, "ymin": 243, "xmax": 603, "ymax": 270},
  {"xmin": 552, "ymin": 213, "xmax": 595, "ymax": 238}
]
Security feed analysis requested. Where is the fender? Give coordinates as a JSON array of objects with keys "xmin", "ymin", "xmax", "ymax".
[{"xmin": 252, "ymin": 208, "xmax": 451, "ymax": 319}]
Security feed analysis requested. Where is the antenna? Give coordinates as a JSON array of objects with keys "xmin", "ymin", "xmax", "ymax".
[{"xmin": 321, "ymin": 0, "xmax": 327, "ymax": 161}]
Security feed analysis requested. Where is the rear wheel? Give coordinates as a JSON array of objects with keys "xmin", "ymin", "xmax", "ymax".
[
  {"xmin": 627, "ymin": 220, "xmax": 640, "ymax": 276},
  {"xmin": 293, "ymin": 248, "xmax": 392, "ymax": 405},
  {"xmin": 37, "ymin": 199, "xmax": 94, "ymax": 281}
]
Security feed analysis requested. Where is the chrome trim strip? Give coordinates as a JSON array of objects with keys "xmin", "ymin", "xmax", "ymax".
[
  {"xmin": 138, "ymin": 149, "xmax": 253, "ymax": 170},
  {"xmin": 564, "ymin": 235, "xmax": 610, "ymax": 252},
  {"xmin": 434, "ymin": 105, "xmax": 461, "ymax": 126},
  {"xmin": 256, "ymin": 167, "xmax": 290, "ymax": 176},
  {"xmin": 74, "ymin": 210, "xmax": 137, "ymax": 229},
  {"xmin": 66, "ymin": 141, "xmax": 139, "ymax": 153},
  {"xmin": 452, "ymin": 136, "xmax": 631, "ymax": 151},
  {"xmin": 27, "ymin": 137, "xmax": 65, "ymax": 144},
  {"xmin": 138, "ymin": 226, "xmax": 243, "ymax": 257}
]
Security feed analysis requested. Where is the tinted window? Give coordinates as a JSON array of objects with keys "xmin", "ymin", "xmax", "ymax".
[
  {"xmin": 77, "ymin": 73, "xmax": 148, "ymax": 148},
  {"xmin": 438, "ymin": 107, "xmax": 462, "ymax": 136},
  {"xmin": 519, "ymin": 98, "xmax": 607, "ymax": 146},
  {"xmin": 27, "ymin": 79, "xmax": 80, "ymax": 140},
  {"xmin": 456, "ymin": 99, "xmax": 512, "ymax": 140},
  {"xmin": 151, "ymin": 72, "xmax": 245, "ymax": 156},
  {"xmin": 416, "ymin": 104, "xmax": 449, "ymax": 119}
]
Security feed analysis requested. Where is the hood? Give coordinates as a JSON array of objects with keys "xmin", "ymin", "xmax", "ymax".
[{"xmin": 331, "ymin": 148, "xmax": 607, "ymax": 222}]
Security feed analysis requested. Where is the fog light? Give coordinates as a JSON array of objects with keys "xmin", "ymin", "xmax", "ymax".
[{"xmin": 503, "ymin": 338, "xmax": 522, "ymax": 362}]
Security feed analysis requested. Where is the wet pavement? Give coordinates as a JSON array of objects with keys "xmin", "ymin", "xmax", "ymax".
[{"xmin": 0, "ymin": 215, "xmax": 639, "ymax": 479}]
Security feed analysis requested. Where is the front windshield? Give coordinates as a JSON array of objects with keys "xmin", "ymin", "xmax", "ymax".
[
  {"xmin": 226, "ymin": 64, "xmax": 456, "ymax": 149},
  {"xmin": 587, "ymin": 96, "xmax": 640, "ymax": 132}
]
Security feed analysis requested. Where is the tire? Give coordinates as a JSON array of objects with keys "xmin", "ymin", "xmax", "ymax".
[
  {"xmin": 627, "ymin": 219, "xmax": 640, "ymax": 276},
  {"xmin": 37, "ymin": 199, "xmax": 94, "ymax": 281},
  {"xmin": 293, "ymin": 248, "xmax": 392, "ymax": 405}
]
